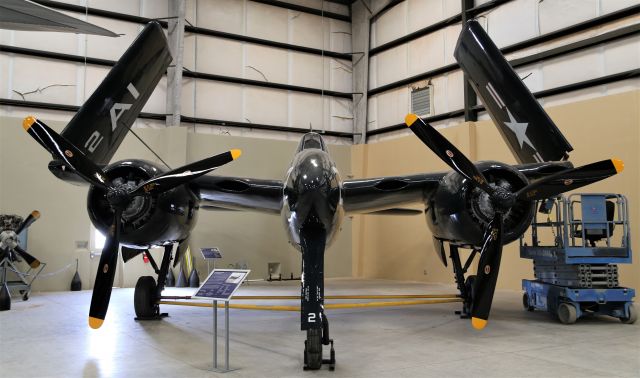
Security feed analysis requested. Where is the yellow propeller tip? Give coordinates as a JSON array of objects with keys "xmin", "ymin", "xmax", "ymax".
[
  {"xmin": 231, "ymin": 149, "xmax": 242, "ymax": 160},
  {"xmin": 405, "ymin": 113, "xmax": 419, "ymax": 127},
  {"xmin": 612, "ymin": 158, "xmax": 624, "ymax": 173},
  {"xmin": 471, "ymin": 317, "xmax": 487, "ymax": 330},
  {"xmin": 31, "ymin": 210, "xmax": 41, "ymax": 219},
  {"xmin": 30, "ymin": 261, "xmax": 41, "ymax": 269},
  {"xmin": 89, "ymin": 317, "xmax": 104, "ymax": 329},
  {"xmin": 23, "ymin": 116, "xmax": 36, "ymax": 131}
]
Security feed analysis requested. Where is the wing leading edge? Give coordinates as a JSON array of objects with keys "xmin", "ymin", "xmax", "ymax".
[
  {"xmin": 193, "ymin": 161, "xmax": 574, "ymax": 216},
  {"xmin": 194, "ymin": 175, "xmax": 284, "ymax": 214}
]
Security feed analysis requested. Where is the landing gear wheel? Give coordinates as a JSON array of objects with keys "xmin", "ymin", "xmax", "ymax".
[
  {"xmin": 557, "ymin": 302, "xmax": 577, "ymax": 324},
  {"xmin": 22, "ymin": 291, "xmax": 29, "ymax": 301},
  {"xmin": 620, "ymin": 304, "xmax": 637, "ymax": 324},
  {"xmin": 134, "ymin": 276, "xmax": 157, "ymax": 319},
  {"xmin": 304, "ymin": 329, "xmax": 323, "ymax": 370},
  {"xmin": 463, "ymin": 275, "xmax": 476, "ymax": 316},
  {"xmin": 522, "ymin": 293, "xmax": 534, "ymax": 311}
]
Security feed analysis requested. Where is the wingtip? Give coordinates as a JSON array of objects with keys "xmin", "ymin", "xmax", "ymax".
[
  {"xmin": 89, "ymin": 317, "xmax": 104, "ymax": 329},
  {"xmin": 31, "ymin": 210, "xmax": 41, "ymax": 219},
  {"xmin": 23, "ymin": 116, "xmax": 36, "ymax": 131},
  {"xmin": 612, "ymin": 158, "xmax": 624, "ymax": 173},
  {"xmin": 471, "ymin": 317, "xmax": 487, "ymax": 330},
  {"xmin": 231, "ymin": 149, "xmax": 242, "ymax": 160},
  {"xmin": 405, "ymin": 113, "xmax": 419, "ymax": 127}
]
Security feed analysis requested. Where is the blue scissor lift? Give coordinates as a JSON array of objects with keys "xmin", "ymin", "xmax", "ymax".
[{"xmin": 520, "ymin": 193, "xmax": 636, "ymax": 324}]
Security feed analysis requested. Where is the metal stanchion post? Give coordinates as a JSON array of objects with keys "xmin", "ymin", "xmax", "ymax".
[
  {"xmin": 225, "ymin": 301, "xmax": 230, "ymax": 371},
  {"xmin": 213, "ymin": 300, "xmax": 218, "ymax": 369}
]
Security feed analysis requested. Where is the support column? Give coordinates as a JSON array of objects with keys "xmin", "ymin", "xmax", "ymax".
[
  {"xmin": 350, "ymin": 1, "xmax": 371, "ymax": 144},
  {"xmin": 166, "ymin": 0, "xmax": 186, "ymax": 128},
  {"xmin": 351, "ymin": 1, "xmax": 403, "ymax": 144}
]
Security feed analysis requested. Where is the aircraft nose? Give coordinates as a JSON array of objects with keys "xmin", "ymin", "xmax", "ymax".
[{"xmin": 285, "ymin": 151, "xmax": 340, "ymax": 225}]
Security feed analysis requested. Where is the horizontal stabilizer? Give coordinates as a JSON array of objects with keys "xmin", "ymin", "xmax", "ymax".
[
  {"xmin": 0, "ymin": 0, "xmax": 118, "ymax": 36},
  {"xmin": 455, "ymin": 20, "xmax": 573, "ymax": 164}
]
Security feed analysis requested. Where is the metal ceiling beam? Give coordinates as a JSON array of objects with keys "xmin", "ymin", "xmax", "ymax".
[{"xmin": 29, "ymin": 0, "xmax": 352, "ymax": 61}]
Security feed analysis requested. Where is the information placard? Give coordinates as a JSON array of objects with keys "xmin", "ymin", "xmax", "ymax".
[
  {"xmin": 201, "ymin": 247, "xmax": 222, "ymax": 259},
  {"xmin": 193, "ymin": 269, "xmax": 250, "ymax": 301}
]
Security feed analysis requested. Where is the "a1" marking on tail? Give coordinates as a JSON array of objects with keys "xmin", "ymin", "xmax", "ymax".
[{"xmin": 84, "ymin": 83, "xmax": 139, "ymax": 154}]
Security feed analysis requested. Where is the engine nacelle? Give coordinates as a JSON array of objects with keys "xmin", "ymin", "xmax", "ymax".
[
  {"xmin": 425, "ymin": 161, "xmax": 534, "ymax": 247},
  {"xmin": 86, "ymin": 159, "xmax": 200, "ymax": 248}
]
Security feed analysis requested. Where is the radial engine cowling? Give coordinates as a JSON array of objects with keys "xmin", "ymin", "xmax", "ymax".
[
  {"xmin": 86, "ymin": 160, "xmax": 200, "ymax": 248},
  {"xmin": 425, "ymin": 161, "xmax": 534, "ymax": 247}
]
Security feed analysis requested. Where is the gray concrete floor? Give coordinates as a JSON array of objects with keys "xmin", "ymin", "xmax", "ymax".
[{"xmin": 1, "ymin": 278, "xmax": 638, "ymax": 378}]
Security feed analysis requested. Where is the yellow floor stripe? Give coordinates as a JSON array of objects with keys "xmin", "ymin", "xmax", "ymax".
[
  {"xmin": 232, "ymin": 294, "xmax": 460, "ymax": 300},
  {"xmin": 158, "ymin": 298, "xmax": 463, "ymax": 312}
]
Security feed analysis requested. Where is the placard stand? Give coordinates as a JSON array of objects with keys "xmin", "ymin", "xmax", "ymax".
[
  {"xmin": 212, "ymin": 300, "xmax": 233, "ymax": 373},
  {"xmin": 201, "ymin": 247, "xmax": 223, "ymax": 277},
  {"xmin": 194, "ymin": 268, "xmax": 250, "ymax": 373}
]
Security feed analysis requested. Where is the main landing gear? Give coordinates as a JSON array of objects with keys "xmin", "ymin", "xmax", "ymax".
[
  {"xmin": 448, "ymin": 244, "xmax": 480, "ymax": 318},
  {"xmin": 134, "ymin": 244, "xmax": 172, "ymax": 320}
]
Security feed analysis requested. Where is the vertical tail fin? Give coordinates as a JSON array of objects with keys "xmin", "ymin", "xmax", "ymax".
[
  {"xmin": 57, "ymin": 21, "xmax": 172, "ymax": 166},
  {"xmin": 454, "ymin": 20, "xmax": 573, "ymax": 164}
]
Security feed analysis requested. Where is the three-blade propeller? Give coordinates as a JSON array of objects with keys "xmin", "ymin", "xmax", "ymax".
[
  {"xmin": 9, "ymin": 210, "xmax": 42, "ymax": 268},
  {"xmin": 23, "ymin": 116, "xmax": 241, "ymax": 328},
  {"xmin": 405, "ymin": 113, "xmax": 623, "ymax": 329}
]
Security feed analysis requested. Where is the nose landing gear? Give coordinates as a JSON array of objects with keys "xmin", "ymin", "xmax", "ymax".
[{"xmin": 304, "ymin": 314, "xmax": 335, "ymax": 371}]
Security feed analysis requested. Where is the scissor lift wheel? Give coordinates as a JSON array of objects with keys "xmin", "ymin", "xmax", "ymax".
[
  {"xmin": 620, "ymin": 304, "xmax": 637, "ymax": 324},
  {"xmin": 557, "ymin": 302, "xmax": 577, "ymax": 324},
  {"xmin": 522, "ymin": 293, "xmax": 534, "ymax": 311}
]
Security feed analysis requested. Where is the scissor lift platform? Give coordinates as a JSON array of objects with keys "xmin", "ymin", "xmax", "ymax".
[{"xmin": 520, "ymin": 194, "xmax": 636, "ymax": 324}]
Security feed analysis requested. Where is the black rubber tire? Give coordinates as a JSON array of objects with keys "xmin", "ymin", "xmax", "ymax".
[
  {"xmin": 305, "ymin": 329, "xmax": 323, "ymax": 370},
  {"xmin": 620, "ymin": 304, "xmax": 637, "ymax": 324},
  {"xmin": 557, "ymin": 302, "xmax": 577, "ymax": 324},
  {"xmin": 522, "ymin": 293, "xmax": 534, "ymax": 311},
  {"xmin": 134, "ymin": 276, "xmax": 157, "ymax": 318},
  {"xmin": 464, "ymin": 275, "xmax": 476, "ymax": 315},
  {"xmin": 22, "ymin": 292, "xmax": 29, "ymax": 301}
]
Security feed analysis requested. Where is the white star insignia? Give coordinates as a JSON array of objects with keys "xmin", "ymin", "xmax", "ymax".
[{"xmin": 503, "ymin": 108, "xmax": 534, "ymax": 150}]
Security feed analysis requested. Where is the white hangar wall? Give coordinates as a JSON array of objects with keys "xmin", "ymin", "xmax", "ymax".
[
  {"xmin": 0, "ymin": 0, "xmax": 356, "ymax": 292},
  {"xmin": 0, "ymin": 0, "xmax": 354, "ymax": 142},
  {"xmin": 365, "ymin": 0, "xmax": 640, "ymax": 141}
]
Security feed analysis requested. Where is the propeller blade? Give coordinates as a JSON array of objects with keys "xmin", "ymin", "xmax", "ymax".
[
  {"xmin": 13, "ymin": 246, "xmax": 41, "ymax": 269},
  {"xmin": 23, "ymin": 117, "xmax": 110, "ymax": 189},
  {"xmin": 88, "ymin": 209, "xmax": 122, "ymax": 329},
  {"xmin": 471, "ymin": 213, "xmax": 503, "ymax": 330},
  {"xmin": 15, "ymin": 210, "xmax": 40, "ymax": 235},
  {"xmin": 516, "ymin": 159, "xmax": 623, "ymax": 201},
  {"xmin": 130, "ymin": 150, "xmax": 241, "ymax": 196},
  {"xmin": 405, "ymin": 114, "xmax": 495, "ymax": 195}
]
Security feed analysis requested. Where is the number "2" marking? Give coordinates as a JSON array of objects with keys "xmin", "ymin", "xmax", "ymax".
[
  {"xmin": 84, "ymin": 131, "xmax": 104, "ymax": 153},
  {"xmin": 308, "ymin": 313, "xmax": 316, "ymax": 323}
]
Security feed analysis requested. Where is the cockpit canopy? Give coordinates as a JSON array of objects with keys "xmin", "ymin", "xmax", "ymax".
[{"xmin": 296, "ymin": 132, "xmax": 327, "ymax": 153}]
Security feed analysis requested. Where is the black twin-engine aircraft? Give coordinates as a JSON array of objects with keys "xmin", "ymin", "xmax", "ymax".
[{"xmin": 23, "ymin": 20, "xmax": 623, "ymax": 370}]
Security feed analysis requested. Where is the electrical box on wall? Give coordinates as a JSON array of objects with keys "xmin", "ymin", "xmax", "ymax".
[{"xmin": 410, "ymin": 83, "xmax": 434, "ymax": 118}]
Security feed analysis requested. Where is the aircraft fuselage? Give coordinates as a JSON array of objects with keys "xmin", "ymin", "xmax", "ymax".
[{"xmin": 282, "ymin": 148, "xmax": 343, "ymax": 250}]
